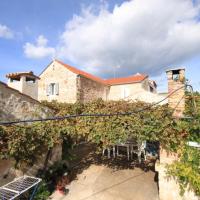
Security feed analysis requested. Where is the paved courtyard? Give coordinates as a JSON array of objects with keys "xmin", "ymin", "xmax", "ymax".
[{"xmin": 51, "ymin": 164, "xmax": 159, "ymax": 200}]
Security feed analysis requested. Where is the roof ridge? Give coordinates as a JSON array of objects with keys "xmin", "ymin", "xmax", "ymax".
[
  {"xmin": 6, "ymin": 71, "xmax": 40, "ymax": 79},
  {"xmin": 55, "ymin": 59, "xmax": 106, "ymax": 85},
  {"xmin": 105, "ymin": 73, "xmax": 148, "ymax": 81},
  {"xmin": 54, "ymin": 59, "xmax": 149, "ymax": 86}
]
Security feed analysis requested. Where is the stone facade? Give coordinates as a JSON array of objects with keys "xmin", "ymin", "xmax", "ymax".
[
  {"xmin": 77, "ymin": 75, "xmax": 109, "ymax": 103},
  {"xmin": 38, "ymin": 60, "xmax": 109, "ymax": 103},
  {"xmin": 0, "ymin": 81, "xmax": 52, "ymax": 122},
  {"xmin": 38, "ymin": 60, "xmax": 158, "ymax": 103},
  {"xmin": 38, "ymin": 61, "xmax": 77, "ymax": 103}
]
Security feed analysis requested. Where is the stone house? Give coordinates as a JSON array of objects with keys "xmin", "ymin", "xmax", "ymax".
[{"xmin": 37, "ymin": 59, "xmax": 158, "ymax": 103}]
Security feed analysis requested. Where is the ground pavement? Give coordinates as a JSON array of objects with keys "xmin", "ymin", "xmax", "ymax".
[{"xmin": 50, "ymin": 164, "xmax": 159, "ymax": 200}]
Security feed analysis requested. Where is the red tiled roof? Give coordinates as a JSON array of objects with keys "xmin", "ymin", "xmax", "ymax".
[
  {"xmin": 6, "ymin": 71, "xmax": 40, "ymax": 79},
  {"xmin": 55, "ymin": 59, "xmax": 148, "ymax": 85},
  {"xmin": 105, "ymin": 74, "xmax": 148, "ymax": 85},
  {"xmin": 55, "ymin": 60, "xmax": 106, "ymax": 85}
]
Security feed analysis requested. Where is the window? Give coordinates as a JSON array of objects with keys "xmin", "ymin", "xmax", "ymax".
[
  {"xmin": 26, "ymin": 77, "xmax": 36, "ymax": 83},
  {"xmin": 150, "ymin": 86, "xmax": 154, "ymax": 93},
  {"xmin": 121, "ymin": 86, "xmax": 130, "ymax": 99},
  {"xmin": 46, "ymin": 83, "xmax": 59, "ymax": 96},
  {"xmin": 10, "ymin": 77, "xmax": 20, "ymax": 82},
  {"xmin": 50, "ymin": 83, "xmax": 56, "ymax": 95},
  {"xmin": 172, "ymin": 70, "xmax": 180, "ymax": 81}
]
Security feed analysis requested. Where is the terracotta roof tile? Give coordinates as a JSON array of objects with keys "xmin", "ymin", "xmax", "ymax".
[
  {"xmin": 6, "ymin": 71, "xmax": 40, "ymax": 79},
  {"xmin": 55, "ymin": 60, "xmax": 106, "ymax": 85},
  {"xmin": 105, "ymin": 74, "xmax": 148, "ymax": 85},
  {"xmin": 55, "ymin": 60, "xmax": 148, "ymax": 85}
]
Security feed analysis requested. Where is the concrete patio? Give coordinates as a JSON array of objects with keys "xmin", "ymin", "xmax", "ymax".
[{"xmin": 50, "ymin": 164, "xmax": 159, "ymax": 200}]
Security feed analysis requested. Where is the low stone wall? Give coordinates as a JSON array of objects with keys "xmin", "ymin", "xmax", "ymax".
[
  {"xmin": 0, "ymin": 81, "xmax": 62, "ymax": 184},
  {"xmin": 0, "ymin": 81, "xmax": 52, "ymax": 122}
]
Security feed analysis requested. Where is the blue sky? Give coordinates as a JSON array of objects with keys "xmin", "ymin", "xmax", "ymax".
[{"xmin": 0, "ymin": 0, "xmax": 200, "ymax": 92}]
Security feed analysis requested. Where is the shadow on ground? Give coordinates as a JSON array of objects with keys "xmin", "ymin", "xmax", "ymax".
[{"xmin": 68, "ymin": 143, "xmax": 158, "ymax": 184}]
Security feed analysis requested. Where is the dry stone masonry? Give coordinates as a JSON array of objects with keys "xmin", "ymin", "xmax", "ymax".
[
  {"xmin": 166, "ymin": 68, "xmax": 185, "ymax": 117},
  {"xmin": 0, "ymin": 81, "xmax": 62, "ymax": 180},
  {"xmin": 0, "ymin": 81, "xmax": 51, "ymax": 122}
]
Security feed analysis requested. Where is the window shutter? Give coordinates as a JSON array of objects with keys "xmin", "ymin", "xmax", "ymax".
[
  {"xmin": 55, "ymin": 83, "xmax": 59, "ymax": 95},
  {"xmin": 46, "ymin": 84, "xmax": 51, "ymax": 96},
  {"xmin": 124, "ymin": 88, "xmax": 130, "ymax": 98},
  {"xmin": 46, "ymin": 84, "xmax": 50, "ymax": 96}
]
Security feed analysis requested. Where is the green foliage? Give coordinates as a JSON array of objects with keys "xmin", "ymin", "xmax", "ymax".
[
  {"xmin": 62, "ymin": 136, "xmax": 74, "ymax": 160},
  {"xmin": 43, "ymin": 100, "xmax": 182, "ymax": 150},
  {"xmin": 167, "ymin": 91, "xmax": 200, "ymax": 197},
  {"xmin": 33, "ymin": 181, "xmax": 50, "ymax": 200},
  {"xmin": 33, "ymin": 161, "xmax": 69, "ymax": 200},
  {"xmin": 0, "ymin": 100, "xmax": 181, "ymax": 167},
  {"xmin": 185, "ymin": 91, "xmax": 200, "ymax": 117},
  {"xmin": 167, "ymin": 146, "xmax": 200, "ymax": 196},
  {"xmin": 34, "ymin": 161, "xmax": 69, "ymax": 198},
  {"xmin": 0, "ymin": 122, "xmax": 63, "ymax": 168},
  {"xmin": 0, "ymin": 125, "xmax": 8, "ymax": 159}
]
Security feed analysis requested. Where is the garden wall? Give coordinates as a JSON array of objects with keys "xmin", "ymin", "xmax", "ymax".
[
  {"xmin": 0, "ymin": 81, "xmax": 52, "ymax": 122},
  {"xmin": 0, "ymin": 81, "xmax": 62, "ymax": 181}
]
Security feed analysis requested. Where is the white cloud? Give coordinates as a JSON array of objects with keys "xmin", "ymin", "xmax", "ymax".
[
  {"xmin": 0, "ymin": 24, "xmax": 14, "ymax": 39},
  {"xmin": 37, "ymin": 35, "xmax": 48, "ymax": 46},
  {"xmin": 58, "ymin": 0, "xmax": 200, "ymax": 77},
  {"xmin": 24, "ymin": 35, "xmax": 55, "ymax": 59}
]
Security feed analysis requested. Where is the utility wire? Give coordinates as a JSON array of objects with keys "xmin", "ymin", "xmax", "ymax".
[{"xmin": 0, "ymin": 85, "xmax": 191, "ymax": 126}]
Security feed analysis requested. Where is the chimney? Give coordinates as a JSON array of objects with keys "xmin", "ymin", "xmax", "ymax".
[
  {"xmin": 166, "ymin": 68, "xmax": 185, "ymax": 118},
  {"xmin": 6, "ymin": 71, "xmax": 39, "ymax": 100}
]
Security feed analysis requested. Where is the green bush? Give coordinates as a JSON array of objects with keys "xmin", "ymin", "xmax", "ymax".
[{"xmin": 33, "ymin": 182, "xmax": 50, "ymax": 200}]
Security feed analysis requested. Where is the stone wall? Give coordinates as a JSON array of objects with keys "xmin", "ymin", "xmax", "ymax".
[
  {"xmin": 78, "ymin": 75, "xmax": 109, "ymax": 103},
  {"xmin": 0, "ymin": 81, "xmax": 52, "ymax": 122},
  {"xmin": 38, "ymin": 61, "xmax": 77, "ymax": 103},
  {"xmin": 0, "ymin": 81, "xmax": 62, "ymax": 182}
]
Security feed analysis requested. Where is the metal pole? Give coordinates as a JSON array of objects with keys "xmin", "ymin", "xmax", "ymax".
[{"xmin": 29, "ymin": 183, "xmax": 39, "ymax": 200}]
